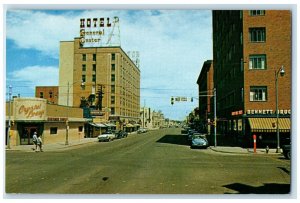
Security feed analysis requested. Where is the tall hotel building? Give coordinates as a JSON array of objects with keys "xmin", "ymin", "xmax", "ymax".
[
  {"xmin": 212, "ymin": 10, "xmax": 291, "ymax": 147},
  {"xmin": 58, "ymin": 37, "xmax": 140, "ymax": 129}
]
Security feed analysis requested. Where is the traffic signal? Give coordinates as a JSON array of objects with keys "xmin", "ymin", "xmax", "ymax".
[
  {"xmin": 191, "ymin": 97, "xmax": 193, "ymax": 102},
  {"xmin": 171, "ymin": 97, "xmax": 174, "ymax": 105}
]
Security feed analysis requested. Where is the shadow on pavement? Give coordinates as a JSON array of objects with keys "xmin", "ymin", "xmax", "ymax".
[
  {"xmin": 223, "ymin": 183, "xmax": 290, "ymax": 194},
  {"xmin": 156, "ymin": 134, "xmax": 189, "ymax": 146}
]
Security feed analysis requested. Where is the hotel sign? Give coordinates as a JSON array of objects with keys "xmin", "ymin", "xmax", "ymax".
[{"xmin": 79, "ymin": 17, "xmax": 119, "ymax": 47}]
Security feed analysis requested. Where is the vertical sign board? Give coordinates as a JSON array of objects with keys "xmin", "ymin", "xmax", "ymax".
[{"xmin": 80, "ymin": 17, "xmax": 119, "ymax": 47}]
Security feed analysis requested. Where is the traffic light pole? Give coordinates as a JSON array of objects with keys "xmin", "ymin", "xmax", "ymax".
[
  {"xmin": 194, "ymin": 88, "xmax": 217, "ymax": 147},
  {"xmin": 213, "ymin": 88, "xmax": 217, "ymax": 147}
]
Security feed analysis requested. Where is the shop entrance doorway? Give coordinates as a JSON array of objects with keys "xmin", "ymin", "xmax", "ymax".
[{"xmin": 20, "ymin": 127, "xmax": 38, "ymax": 145}]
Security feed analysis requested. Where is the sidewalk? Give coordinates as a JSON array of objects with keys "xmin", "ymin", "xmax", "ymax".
[
  {"xmin": 209, "ymin": 146, "xmax": 281, "ymax": 155},
  {"xmin": 6, "ymin": 137, "xmax": 281, "ymax": 156},
  {"xmin": 6, "ymin": 138, "xmax": 98, "ymax": 152}
]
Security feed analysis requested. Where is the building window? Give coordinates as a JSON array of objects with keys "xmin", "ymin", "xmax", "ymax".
[
  {"xmin": 39, "ymin": 92, "xmax": 44, "ymax": 98},
  {"xmin": 111, "ymin": 85, "xmax": 115, "ymax": 93},
  {"xmin": 249, "ymin": 10, "xmax": 265, "ymax": 16},
  {"xmin": 82, "ymin": 54, "xmax": 86, "ymax": 61},
  {"xmin": 111, "ymin": 107, "xmax": 115, "ymax": 114},
  {"xmin": 92, "ymin": 74, "xmax": 96, "ymax": 82},
  {"xmin": 111, "ymin": 96, "xmax": 115, "ymax": 105},
  {"xmin": 111, "ymin": 74, "xmax": 115, "ymax": 82},
  {"xmin": 78, "ymin": 126, "xmax": 83, "ymax": 132},
  {"xmin": 111, "ymin": 64, "xmax": 115, "ymax": 71},
  {"xmin": 249, "ymin": 28, "xmax": 266, "ymax": 42},
  {"xmin": 50, "ymin": 127, "xmax": 58, "ymax": 135},
  {"xmin": 82, "ymin": 64, "xmax": 86, "ymax": 72},
  {"xmin": 250, "ymin": 86, "xmax": 267, "ymax": 101},
  {"xmin": 93, "ymin": 54, "xmax": 96, "ymax": 61},
  {"xmin": 82, "ymin": 75, "xmax": 86, "ymax": 82},
  {"xmin": 93, "ymin": 64, "xmax": 96, "ymax": 72},
  {"xmin": 111, "ymin": 53, "xmax": 115, "ymax": 61},
  {"xmin": 249, "ymin": 55, "xmax": 266, "ymax": 70},
  {"xmin": 49, "ymin": 91, "xmax": 53, "ymax": 98}
]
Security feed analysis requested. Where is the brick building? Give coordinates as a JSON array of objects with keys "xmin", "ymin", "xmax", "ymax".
[
  {"xmin": 35, "ymin": 86, "xmax": 59, "ymax": 104},
  {"xmin": 196, "ymin": 60, "xmax": 214, "ymax": 134},
  {"xmin": 58, "ymin": 38, "xmax": 140, "ymax": 134},
  {"xmin": 212, "ymin": 10, "xmax": 291, "ymax": 147}
]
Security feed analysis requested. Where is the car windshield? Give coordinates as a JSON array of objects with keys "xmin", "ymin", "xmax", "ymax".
[{"xmin": 193, "ymin": 134, "xmax": 206, "ymax": 139}]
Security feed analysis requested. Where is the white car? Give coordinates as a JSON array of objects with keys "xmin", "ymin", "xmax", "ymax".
[{"xmin": 97, "ymin": 131, "xmax": 116, "ymax": 142}]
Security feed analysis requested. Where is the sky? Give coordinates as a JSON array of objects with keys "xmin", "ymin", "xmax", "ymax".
[{"xmin": 5, "ymin": 8, "xmax": 212, "ymax": 120}]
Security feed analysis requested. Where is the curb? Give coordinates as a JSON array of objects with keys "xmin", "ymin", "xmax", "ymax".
[{"xmin": 209, "ymin": 147, "xmax": 249, "ymax": 155}]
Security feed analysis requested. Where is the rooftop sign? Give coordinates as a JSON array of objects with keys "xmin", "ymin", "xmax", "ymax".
[{"xmin": 79, "ymin": 17, "xmax": 120, "ymax": 47}]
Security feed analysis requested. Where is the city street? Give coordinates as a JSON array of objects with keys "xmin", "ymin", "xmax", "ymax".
[{"xmin": 5, "ymin": 128, "xmax": 291, "ymax": 195}]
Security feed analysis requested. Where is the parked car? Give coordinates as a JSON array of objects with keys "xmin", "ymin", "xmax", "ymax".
[
  {"xmin": 187, "ymin": 129, "xmax": 197, "ymax": 141},
  {"xmin": 191, "ymin": 134, "xmax": 209, "ymax": 149},
  {"xmin": 115, "ymin": 130, "xmax": 128, "ymax": 139},
  {"xmin": 137, "ymin": 128, "xmax": 148, "ymax": 134},
  {"xmin": 97, "ymin": 131, "xmax": 116, "ymax": 142},
  {"xmin": 282, "ymin": 144, "xmax": 291, "ymax": 160}
]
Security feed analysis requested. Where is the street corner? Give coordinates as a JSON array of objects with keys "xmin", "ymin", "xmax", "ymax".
[{"xmin": 208, "ymin": 146, "xmax": 249, "ymax": 155}]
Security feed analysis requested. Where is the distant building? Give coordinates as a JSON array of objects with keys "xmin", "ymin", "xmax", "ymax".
[
  {"xmin": 58, "ymin": 38, "xmax": 140, "ymax": 132},
  {"xmin": 197, "ymin": 60, "xmax": 214, "ymax": 134},
  {"xmin": 140, "ymin": 107, "xmax": 153, "ymax": 129},
  {"xmin": 35, "ymin": 86, "xmax": 59, "ymax": 104},
  {"xmin": 212, "ymin": 10, "xmax": 291, "ymax": 147}
]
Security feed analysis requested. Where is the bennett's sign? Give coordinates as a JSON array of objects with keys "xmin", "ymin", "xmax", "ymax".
[{"xmin": 79, "ymin": 17, "xmax": 119, "ymax": 47}]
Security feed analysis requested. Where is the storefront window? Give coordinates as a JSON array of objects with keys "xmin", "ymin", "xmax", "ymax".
[{"xmin": 50, "ymin": 127, "xmax": 57, "ymax": 135}]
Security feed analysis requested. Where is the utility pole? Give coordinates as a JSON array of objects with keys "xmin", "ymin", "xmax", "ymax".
[
  {"xmin": 7, "ymin": 85, "xmax": 12, "ymax": 149},
  {"xmin": 97, "ymin": 84, "xmax": 105, "ymax": 111},
  {"xmin": 213, "ymin": 88, "xmax": 217, "ymax": 147}
]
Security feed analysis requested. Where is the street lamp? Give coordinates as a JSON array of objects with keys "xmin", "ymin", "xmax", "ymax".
[
  {"xmin": 275, "ymin": 65, "xmax": 285, "ymax": 153},
  {"xmin": 65, "ymin": 80, "xmax": 85, "ymax": 145}
]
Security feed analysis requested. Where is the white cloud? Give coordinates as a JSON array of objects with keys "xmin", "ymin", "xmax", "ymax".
[
  {"xmin": 8, "ymin": 65, "xmax": 59, "ymax": 88},
  {"xmin": 6, "ymin": 9, "xmax": 212, "ymax": 120}
]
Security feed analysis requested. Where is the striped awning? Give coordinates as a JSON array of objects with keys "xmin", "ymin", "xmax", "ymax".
[
  {"xmin": 248, "ymin": 118, "xmax": 291, "ymax": 132},
  {"xmin": 89, "ymin": 123, "xmax": 107, "ymax": 128}
]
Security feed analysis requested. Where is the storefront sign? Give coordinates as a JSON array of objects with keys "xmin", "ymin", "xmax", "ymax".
[
  {"xmin": 79, "ymin": 17, "xmax": 119, "ymax": 47},
  {"xmin": 47, "ymin": 117, "xmax": 67, "ymax": 122},
  {"xmin": 14, "ymin": 98, "xmax": 46, "ymax": 120},
  {"xmin": 231, "ymin": 110, "xmax": 243, "ymax": 116},
  {"xmin": 246, "ymin": 109, "xmax": 291, "ymax": 115}
]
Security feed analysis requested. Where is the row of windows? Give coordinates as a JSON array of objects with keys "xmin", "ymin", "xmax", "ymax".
[
  {"xmin": 220, "ymin": 86, "xmax": 267, "ymax": 110},
  {"xmin": 39, "ymin": 91, "xmax": 54, "ymax": 99},
  {"xmin": 249, "ymin": 10, "xmax": 265, "ymax": 16},
  {"xmin": 82, "ymin": 53, "xmax": 115, "ymax": 61}
]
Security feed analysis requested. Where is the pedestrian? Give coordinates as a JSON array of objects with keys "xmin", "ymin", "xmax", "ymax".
[
  {"xmin": 36, "ymin": 135, "xmax": 43, "ymax": 152},
  {"xmin": 32, "ymin": 132, "xmax": 38, "ymax": 151}
]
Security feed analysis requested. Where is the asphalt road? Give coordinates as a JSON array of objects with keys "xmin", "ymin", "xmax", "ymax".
[{"xmin": 5, "ymin": 128, "xmax": 291, "ymax": 195}]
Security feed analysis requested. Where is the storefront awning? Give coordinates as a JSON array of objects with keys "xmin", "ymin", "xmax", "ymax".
[
  {"xmin": 89, "ymin": 123, "xmax": 108, "ymax": 128},
  {"xmin": 105, "ymin": 123, "xmax": 116, "ymax": 127},
  {"xmin": 248, "ymin": 118, "xmax": 291, "ymax": 132}
]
